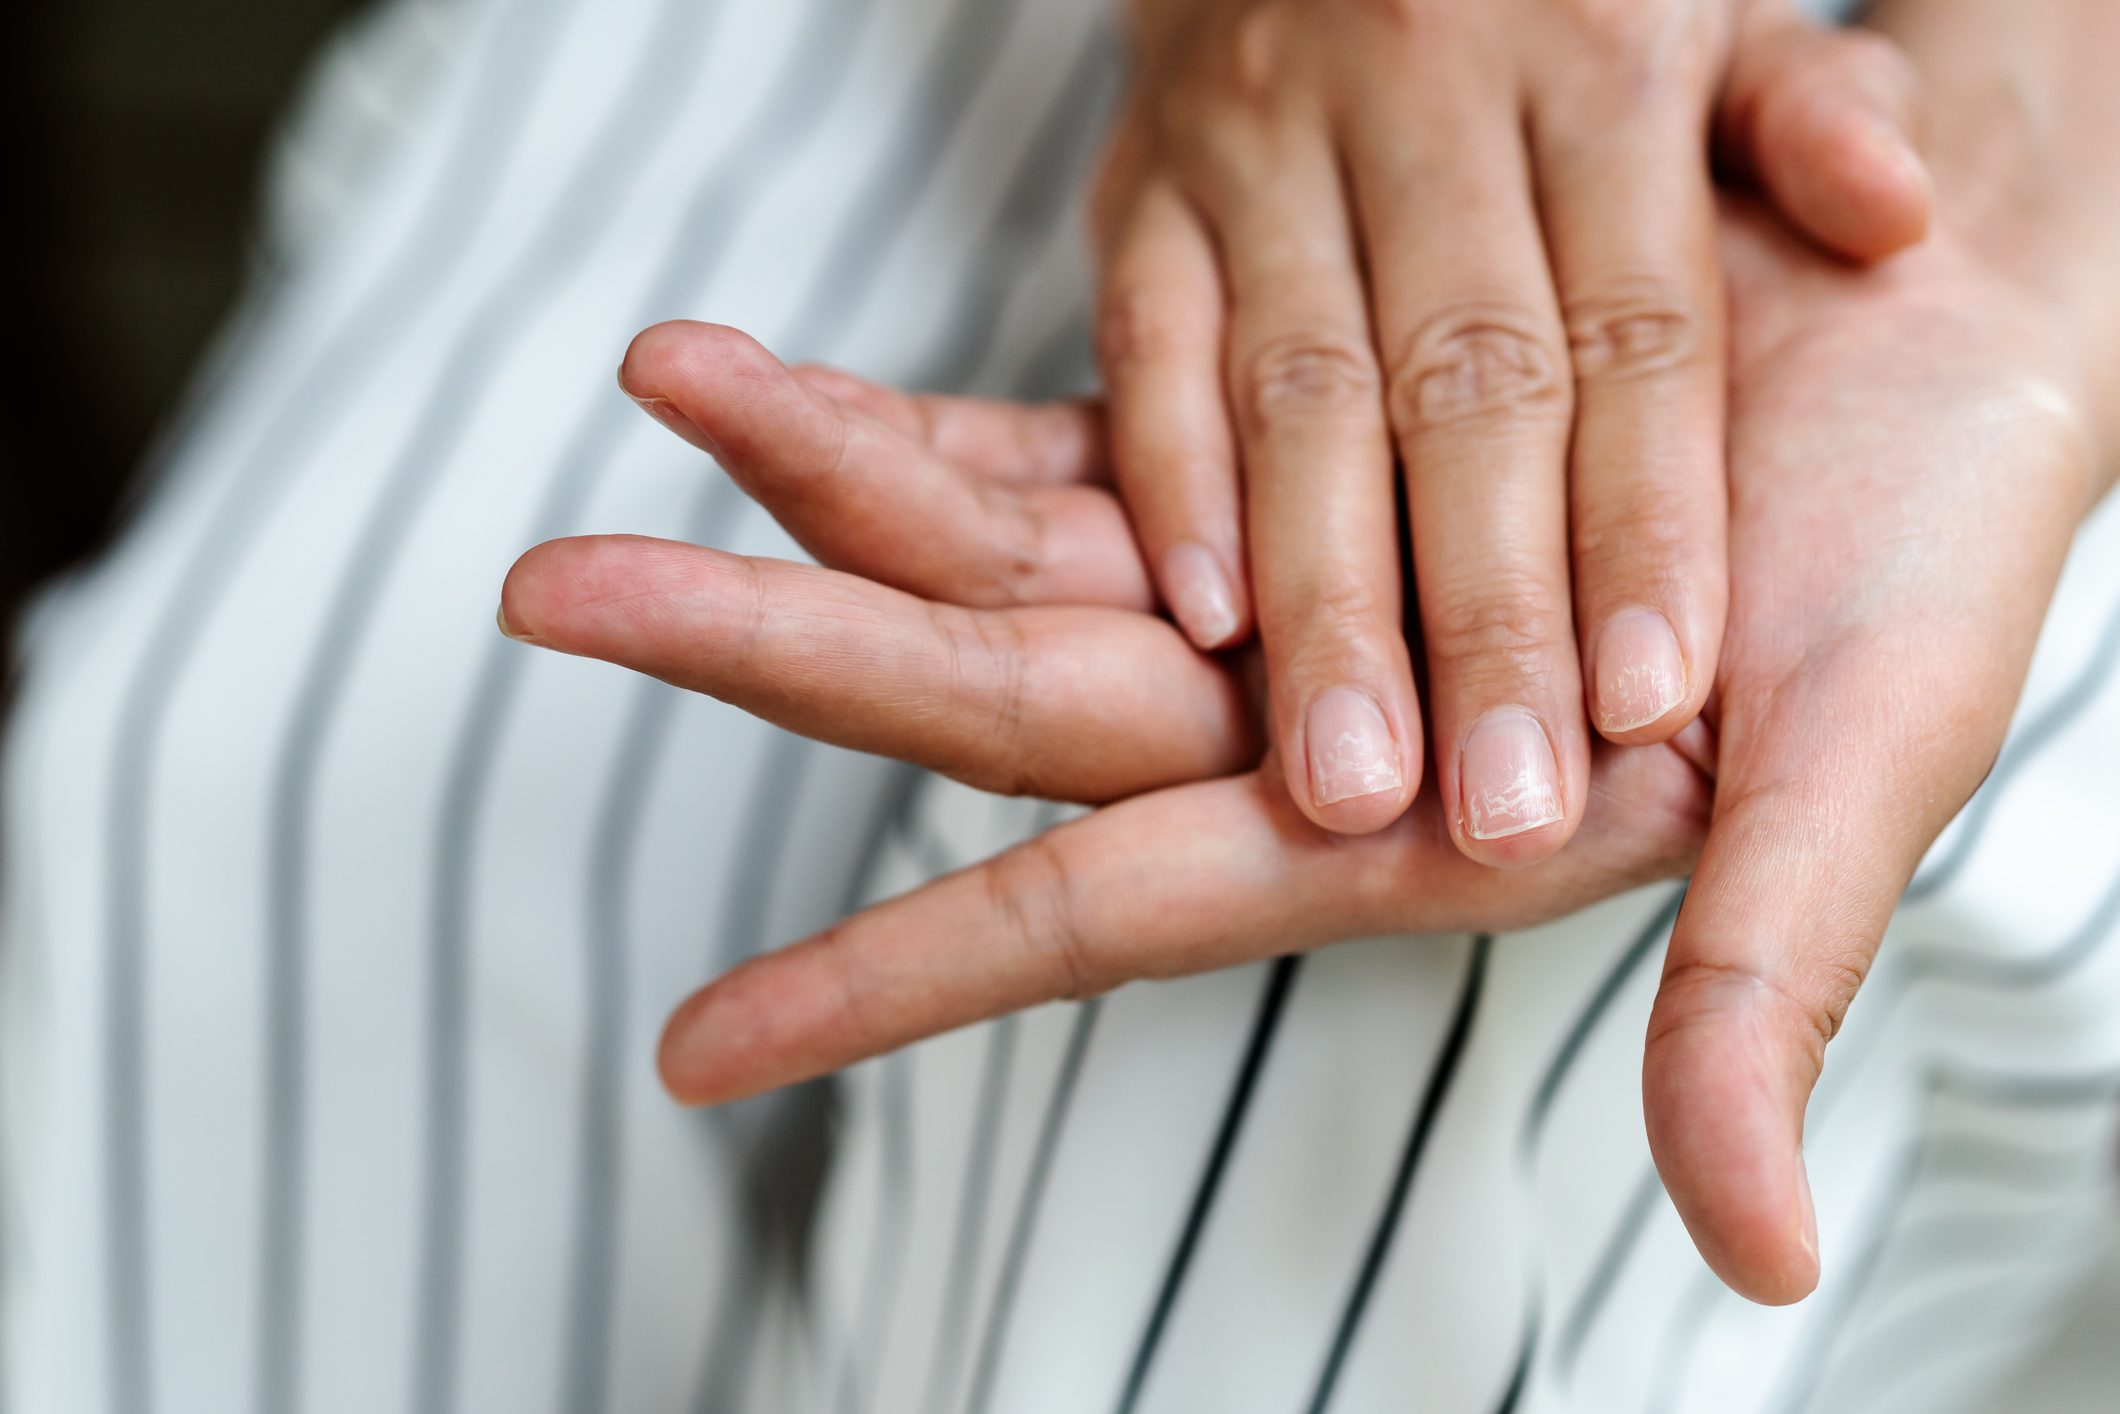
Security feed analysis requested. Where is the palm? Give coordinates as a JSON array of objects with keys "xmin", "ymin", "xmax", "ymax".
[{"xmin": 1641, "ymin": 202, "xmax": 2095, "ymax": 1299}]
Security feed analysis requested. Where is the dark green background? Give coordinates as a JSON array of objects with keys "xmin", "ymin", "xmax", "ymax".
[{"xmin": 2, "ymin": 0, "xmax": 361, "ymax": 632}]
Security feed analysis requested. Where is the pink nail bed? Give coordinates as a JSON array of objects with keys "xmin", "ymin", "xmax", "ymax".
[
  {"xmin": 1594, "ymin": 608, "xmax": 1687, "ymax": 733},
  {"xmin": 1306, "ymin": 686, "xmax": 1402, "ymax": 808},
  {"xmin": 1460, "ymin": 707, "xmax": 1563, "ymax": 841}
]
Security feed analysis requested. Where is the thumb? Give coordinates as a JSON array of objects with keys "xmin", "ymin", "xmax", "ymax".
[
  {"xmin": 1717, "ymin": 8, "xmax": 1932, "ymax": 263},
  {"xmin": 1642, "ymin": 717, "xmax": 1936, "ymax": 1305}
]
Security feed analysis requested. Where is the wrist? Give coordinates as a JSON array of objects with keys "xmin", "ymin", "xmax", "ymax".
[{"xmin": 1866, "ymin": 0, "xmax": 2120, "ymax": 494}]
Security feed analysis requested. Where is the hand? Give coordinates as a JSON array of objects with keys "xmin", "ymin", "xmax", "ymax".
[
  {"xmin": 1640, "ymin": 201, "xmax": 2099, "ymax": 1304},
  {"xmin": 1094, "ymin": 0, "xmax": 1932, "ymax": 867},
  {"xmin": 505, "ymin": 194, "xmax": 2107, "ymax": 1305},
  {"xmin": 499, "ymin": 318, "xmax": 1710, "ymax": 1105}
]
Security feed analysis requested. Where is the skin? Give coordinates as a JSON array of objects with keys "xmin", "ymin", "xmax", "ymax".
[
  {"xmin": 500, "ymin": 0, "xmax": 2120, "ymax": 1309},
  {"xmin": 1092, "ymin": 0, "xmax": 1932, "ymax": 868}
]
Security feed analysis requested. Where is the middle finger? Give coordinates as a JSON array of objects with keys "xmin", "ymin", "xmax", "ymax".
[{"xmin": 1345, "ymin": 79, "xmax": 1589, "ymax": 866}]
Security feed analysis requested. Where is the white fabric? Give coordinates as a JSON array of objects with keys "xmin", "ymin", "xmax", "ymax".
[{"xmin": 2, "ymin": 1, "xmax": 2113, "ymax": 1411}]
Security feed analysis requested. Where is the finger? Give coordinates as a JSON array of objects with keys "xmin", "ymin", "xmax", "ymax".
[
  {"xmin": 1344, "ymin": 92, "xmax": 1585, "ymax": 865},
  {"xmin": 1531, "ymin": 79, "xmax": 1726, "ymax": 746},
  {"xmin": 1098, "ymin": 180, "xmax": 1251, "ymax": 650},
  {"xmin": 1717, "ymin": 10, "xmax": 1931, "ymax": 263},
  {"xmin": 1202, "ymin": 126, "xmax": 1421, "ymax": 835},
  {"xmin": 1642, "ymin": 663, "xmax": 1973, "ymax": 1306},
  {"xmin": 788, "ymin": 364, "xmax": 1114, "ymax": 488},
  {"xmin": 658, "ymin": 737, "xmax": 1712, "ymax": 1107},
  {"xmin": 659, "ymin": 774, "xmax": 1363, "ymax": 1105},
  {"xmin": 498, "ymin": 535, "xmax": 1256, "ymax": 802},
  {"xmin": 618, "ymin": 321, "xmax": 1151, "ymax": 610}
]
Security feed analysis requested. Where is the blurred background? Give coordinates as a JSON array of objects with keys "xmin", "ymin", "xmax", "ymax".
[{"xmin": 0, "ymin": 0, "xmax": 361, "ymax": 636}]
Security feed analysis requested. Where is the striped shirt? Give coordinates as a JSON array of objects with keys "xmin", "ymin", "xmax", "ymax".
[{"xmin": 2, "ymin": 1, "xmax": 2115, "ymax": 1411}]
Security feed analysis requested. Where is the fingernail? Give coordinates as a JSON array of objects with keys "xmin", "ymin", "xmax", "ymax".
[
  {"xmin": 1459, "ymin": 707, "xmax": 1564, "ymax": 841},
  {"xmin": 1858, "ymin": 115, "xmax": 1930, "ymax": 197},
  {"xmin": 495, "ymin": 603, "xmax": 534, "ymax": 644},
  {"xmin": 1794, "ymin": 1164, "xmax": 1819, "ymax": 1265},
  {"xmin": 617, "ymin": 366, "xmax": 715, "ymax": 453},
  {"xmin": 1593, "ymin": 607, "xmax": 1687, "ymax": 733},
  {"xmin": 1305, "ymin": 686, "xmax": 1403, "ymax": 808},
  {"xmin": 1162, "ymin": 542, "xmax": 1240, "ymax": 648}
]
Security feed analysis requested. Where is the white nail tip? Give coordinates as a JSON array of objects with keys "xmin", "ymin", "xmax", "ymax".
[
  {"xmin": 1599, "ymin": 662, "xmax": 1683, "ymax": 733},
  {"xmin": 1464, "ymin": 764, "xmax": 1564, "ymax": 840}
]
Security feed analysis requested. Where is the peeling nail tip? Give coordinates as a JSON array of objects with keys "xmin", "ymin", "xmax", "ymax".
[
  {"xmin": 1306, "ymin": 686, "xmax": 1403, "ymax": 808},
  {"xmin": 1461, "ymin": 707, "xmax": 1564, "ymax": 841},
  {"xmin": 1595, "ymin": 608, "xmax": 1687, "ymax": 734}
]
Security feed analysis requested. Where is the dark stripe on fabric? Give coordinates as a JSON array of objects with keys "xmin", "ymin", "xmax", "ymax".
[
  {"xmin": 684, "ymin": 735, "xmax": 832, "ymax": 1414},
  {"xmin": 1906, "ymin": 593, "xmax": 2120, "ymax": 901},
  {"xmin": 594, "ymin": 13, "xmax": 1110, "ymax": 1401},
  {"xmin": 817, "ymin": 27, "xmax": 1126, "ymax": 1404},
  {"xmin": 1552, "ymin": 1168, "xmax": 1661, "ymax": 1379},
  {"xmin": 915, "ymin": 27, "xmax": 1118, "ymax": 394},
  {"xmin": 560, "ymin": 685, "xmax": 672, "ymax": 1414},
  {"xmin": 812, "ymin": 775, "xmax": 931, "ymax": 1414},
  {"xmin": 1112, "ymin": 956, "xmax": 1302, "ymax": 1414},
  {"xmin": 670, "ymin": 7, "xmax": 1102, "ymax": 1403},
  {"xmin": 1484, "ymin": 894, "xmax": 1684, "ymax": 1406},
  {"xmin": 960, "ymin": 997, "xmax": 1104, "ymax": 1414},
  {"xmin": 404, "ymin": 2, "xmax": 871, "ymax": 1410},
  {"xmin": 1639, "ymin": 1272, "xmax": 1718, "ymax": 1414},
  {"xmin": 908, "ymin": 1017, "xmax": 1018, "ymax": 1414},
  {"xmin": 1763, "ymin": 1139, "xmax": 1929, "ymax": 1414},
  {"xmin": 558, "ymin": 470, "xmax": 757, "ymax": 1414},
  {"xmin": 1488, "ymin": 1314, "xmax": 1536, "ymax": 1414},
  {"xmin": 242, "ymin": 6, "xmax": 730, "ymax": 1413},
  {"xmin": 96, "ymin": 3, "xmax": 574, "ymax": 1410},
  {"xmin": 1522, "ymin": 892, "xmax": 1683, "ymax": 1150},
  {"xmin": 773, "ymin": 784, "xmax": 937, "ymax": 1414},
  {"xmin": 828, "ymin": 1052, "xmax": 919, "ymax": 1414},
  {"xmin": 1306, "ymin": 936, "xmax": 1493, "ymax": 1414},
  {"xmin": 773, "ymin": 0, "xmax": 1033, "ymax": 361}
]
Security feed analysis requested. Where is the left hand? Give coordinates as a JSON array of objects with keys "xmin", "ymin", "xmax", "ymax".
[{"xmin": 1094, "ymin": 0, "xmax": 1934, "ymax": 865}]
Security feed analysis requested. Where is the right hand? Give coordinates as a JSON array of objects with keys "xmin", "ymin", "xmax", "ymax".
[{"xmin": 1094, "ymin": 0, "xmax": 1934, "ymax": 865}]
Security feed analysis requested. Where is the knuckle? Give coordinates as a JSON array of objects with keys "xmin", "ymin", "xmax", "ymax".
[
  {"xmin": 1261, "ymin": 578, "xmax": 1401, "ymax": 686},
  {"xmin": 1238, "ymin": 333, "xmax": 1383, "ymax": 430},
  {"xmin": 1345, "ymin": 0, "xmax": 1429, "ymax": 36},
  {"xmin": 1096, "ymin": 282, "xmax": 1203, "ymax": 374},
  {"xmin": 1265, "ymin": 575, "xmax": 1396, "ymax": 651},
  {"xmin": 932, "ymin": 604, "xmax": 1040, "ymax": 795},
  {"xmin": 1227, "ymin": 7, "xmax": 1289, "ymax": 99},
  {"xmin": 1556, "ymin": 0, "xmax": 1709, "ymax": 88},
  {"xmin": 1422, "ymin": 581, "xmax": 1570, "ymax": 674},
  {"xmin": 1386, "ymin": 303, "xmax": 1567, "ymax": 434},
  {"xmin": 985, "ymin": 832, "xmax": 1110, "ymax": 1001},
  {"xmin": 1564, "ymin": 279, "xmax": 1707, "ymax": 385},
  {"xmin": 975, "ymin": 488, "xmax": 1055, "ymax": 606},
  {"xmin": 811, "ymin": 919, "xmax": 888, "ymax": 1057},
  {"xmin": 1650, "ymin": 955, "xmax": 1859, "ymax": 1077},
  {"xmin": 1572, "ymin": 496, "xmax": 1704, "ymax": 581}
]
